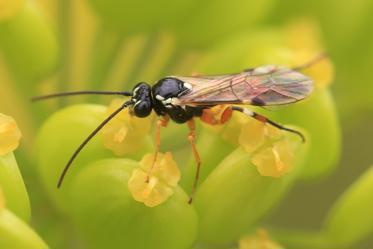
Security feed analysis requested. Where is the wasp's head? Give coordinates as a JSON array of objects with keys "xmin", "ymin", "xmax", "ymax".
[{"xmin": 130, "ymin": 82, "xmax": 153, "ymax": 117}]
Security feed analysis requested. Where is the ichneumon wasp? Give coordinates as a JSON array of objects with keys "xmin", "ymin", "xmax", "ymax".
[{"xmin": 33, "ymin": 53, "xmax": 326, "ymax": 203}]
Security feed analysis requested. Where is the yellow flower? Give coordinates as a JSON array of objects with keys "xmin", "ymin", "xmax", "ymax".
[
  {"xmin": 251, "ymin": 140, "xmax": 295, "ymax": 178},
  {"xmin": 237, "ymin": 117, "xmax": 300, "ymax": 177},
  {"xmin": 0, "ymin": 113, "xmax": 22, "ymax": 156},
  {"xmin": 128, "ymin": 152, "xmax": 181, "ymax": 207},
  {"xmin": 102, "ymin": 98, "xmax": 153, "ymax": 156},
  {"xmin": 0, "ymin": 0, "xmax": 24, "ymax": 20},
  {"xmin": 239, "ymin": 119, "xmax": 282, "ymax": 153},
  {"xmin": 239, "ymin": 229, "xmax": 283, "ymax": 249}
]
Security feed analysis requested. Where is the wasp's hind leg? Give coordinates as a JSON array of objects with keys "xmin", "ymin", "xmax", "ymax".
[
  {"xmin": 146, "ymin": 116, "xmax": 169, "ymax": 183},
  {"xmin": 231, "ymin": 106, "xmax": 305, "ymax": 142},
  {"xmin": 187, "ymin": 119, "xmax": 201, "ymax": 204}
]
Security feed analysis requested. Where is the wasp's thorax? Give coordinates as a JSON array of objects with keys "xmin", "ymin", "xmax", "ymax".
[
  {"xmin": 152, "ymin": 77, "xmax": 204, "ymax": 123},
  {"xmin": 131, "ymin": 82, "xmax": 153, "ymax": 118},
  {"xmin": 131, "ymin": 78, "xmax": 205, "ymax": 123}
]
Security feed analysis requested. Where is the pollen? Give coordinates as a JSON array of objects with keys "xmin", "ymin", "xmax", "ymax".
[
  {"xmin": 102, "ymin": 98, "xmax": 153, "ymax": 156},
  {"xmin": 128, "ymin": 152, "xmax": 181, "ymax": 207},
  {"xmin": 0, "ymin": 0, "xmax": 24, "ymax": 20},
  {"xmin": 239, "ymin": 229, "xmax": 283, "ymax": 249},
  {"xmin": 0, "ymin": 113, "xmax": 22, "ymax": 156}
]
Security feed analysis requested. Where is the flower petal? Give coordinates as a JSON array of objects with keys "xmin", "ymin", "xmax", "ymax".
[{"xmin": 129, "ymin": 152, "xmax": 180, "ymax": 207}]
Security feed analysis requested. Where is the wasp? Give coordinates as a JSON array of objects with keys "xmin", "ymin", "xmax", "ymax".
[{"xmin": 33, "ymin": 53, "xmax": 326, "ymax": 203}]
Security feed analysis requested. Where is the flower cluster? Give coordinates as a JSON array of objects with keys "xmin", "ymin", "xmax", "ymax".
[{"xmin": 2, "ymin": 0, "xmax": 373, "ymax": 249}]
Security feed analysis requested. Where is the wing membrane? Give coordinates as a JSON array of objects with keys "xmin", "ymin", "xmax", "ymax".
[{"xmin": 175, "ymin": 65, "xmax": 313, "ymax": 106}]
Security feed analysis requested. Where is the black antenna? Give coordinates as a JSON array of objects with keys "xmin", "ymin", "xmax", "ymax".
[
  {"xmin": 32, "ymin": 90, "xmax": 132, "ymax": 102},
  {"xmin": 57, "ymin": 100, "xmax": 133, "ymax": 188},
  {"xmin": 292, "ymin": 52, "xmax": 329, "ymax": 71}
]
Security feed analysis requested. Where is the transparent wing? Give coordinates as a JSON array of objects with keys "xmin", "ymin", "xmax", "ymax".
[{"xmin": 176, "ymin": 65, "xmax": 313, "ymax": 106}]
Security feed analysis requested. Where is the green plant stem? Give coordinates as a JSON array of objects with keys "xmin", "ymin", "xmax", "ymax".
[
  {"xmin": 57, "ymin": 0, "xmax": 71, "ymax": 106},
  {"xmin": 86, "ymin": 26, "xmax": 125, "ymax": 96}
]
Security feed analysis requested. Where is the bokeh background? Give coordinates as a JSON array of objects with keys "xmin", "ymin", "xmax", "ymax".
[{"xmin": 0, "ymin": 0, "xmax": 373, "ymax": 248}]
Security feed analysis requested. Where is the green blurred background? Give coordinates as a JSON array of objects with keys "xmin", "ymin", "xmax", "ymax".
[{"xmin": 0, "ymin": 0, "xmax": 373, "ymax": 248}]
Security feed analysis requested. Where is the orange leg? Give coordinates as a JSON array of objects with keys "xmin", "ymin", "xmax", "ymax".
[
  {"xmin": 146, "ymin": 116, "xmax": 169, "ymax": 182},
  {"xmin": 187, "ymin": 119, "xmax": 202, "ymax": 204}
]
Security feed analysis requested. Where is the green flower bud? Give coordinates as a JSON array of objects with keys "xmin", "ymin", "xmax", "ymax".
[
  {"xmin": 322, "ymin": 166, "xmax": 373, "ymax": 246},
  {"xmin": 0, "ymin": 0, "xmax": 58, "ymax": 81},
  {"xmin": 0, "ymin": 190, "xmax": 48, "ymax": 249},
  {"xmin": 194, "ymin": 130, "xmax": 308, "ymax": 244},
  {"xmin": 68, "ymin": 158, "xmax": 198, "ymax": 249},
  {"xmin": 36, "ymin": 104, "xmax": 112, "ymax": 212},
  {"xmin": 0, "ymin": 210, "xmax": 48, "ymax": 249},
  {"xmin": 0, "ymin": 153, "xmax": 30, "ymax": 222}
]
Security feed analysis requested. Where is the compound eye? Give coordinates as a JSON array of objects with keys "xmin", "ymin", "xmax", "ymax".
[{"xmin": 134, "ymin": 101, "xmax": 152, "ymax": 118}]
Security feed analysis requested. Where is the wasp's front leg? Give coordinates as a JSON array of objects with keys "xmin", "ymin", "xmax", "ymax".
[{"xmin": 146, "ymin": 115, "xmax": 170, "ymax": 182}]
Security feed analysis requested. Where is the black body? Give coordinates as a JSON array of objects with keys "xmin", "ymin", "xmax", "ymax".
[{"xmin": 131, "ymin": 77, "xmax": 205, "ymax": 123}]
